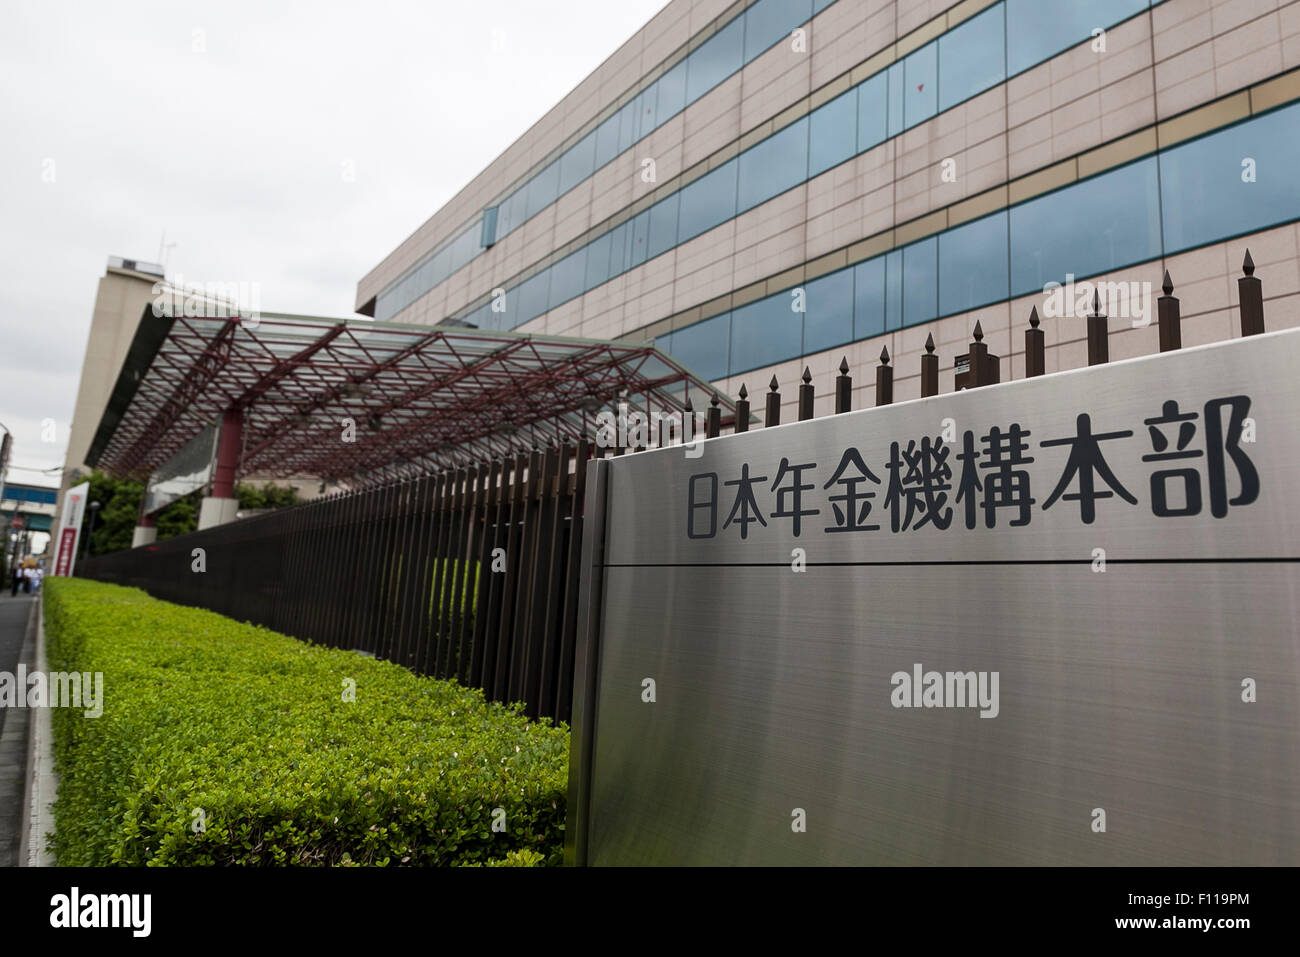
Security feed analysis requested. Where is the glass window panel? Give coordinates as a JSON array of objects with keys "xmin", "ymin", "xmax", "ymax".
[
  {"xmin": 654, "ymin": 331, "xmax": 673, "ymax": 354},
  {"xmin": 558, "ymin": 130, "xmax": 597, "ymax": 196},
  {"xmin": 526, "ymin": 159, "xmax": 561, "ymax": 219},
  {"xmin": 647, "ymin": 192, "xmax": 680, "ymax": 260},
  {"xmin": 548, "ymin": 247, "xmax": 588, "ymax": 309},
  {"xmin": 744, "ymin": 0, "xmax": 813, "ymax": 61},
  {"xmin": 585, "ymin": 230, "xmax": 614, "ymax": 289},
  {"xmin": 809, "ymin": 88, "xmax": 858, "ymax": 177},
  {"xmin": 431, "ymin": 246, "xmax": 451, "ymax": 287},
  {"xmin": 656, "ymin": 60, "xmax": 688, "ymax": 121},
  {"xmin": 498, "ymin": 188, "xmax": 527, "ymax": 239},
  {"xmin": 731, "ymin": 293, "xmax": 802, "ymax": 374},
  {"xmin": 885, "ymin": 250, "xmax": 902, "ymax": 331},
  {"xmin": 1006, "ymin": 0, "xmax": 1148, "ymax": 76},
  {"xmin": 903, "ymin": 237, "xmax": 937, "ymax": 326},
  {"xmin": 616, "ymin": 98, "xmax": 640, "ymax": 155},
  {"xmin": 678, "ymin": 159, "xmax": 739, "ymax": 243},
  {"xmin": 853, "ymin": 256, "xmax": 886, "ymax": 340},
  {"xmin": 671, "ymin": 314, "xmax": 731, "ymax": 380},
  {"xmin": 480, "ymin": 207, "xmax": 498, "ymax": 248},
  {"xmin": 686, "ymin": 17, "xmax": 744, "ymax": 102},
  {"xmin": 856, "ymin": 71, "xmax": 888, "ymax": 153},
  {"xmin": 1160, "ymin": 104, "xmax": 1300, "ymax": 253},
  {"xmin": 938, "ymin": 5, "xmax": 1006, "ymax": 113},
  {"xmin": 628, "ymin": 210, "xmax": 651, "ymax": 268},
  {"xmin": 594, "ymin": 112, "xmax": 622, "ymax": 169},
  {"xmin": 886, "ymin": 61, "xmax": 905, "ymax": 139},
  {"xmin": 607, "ymin": 220, "xmax": 632, "ymax": 276},
  {"xmin": 516, "ymin": 271, "xmax": 551, "ymax": 326},
  {"xmin": 903, "ymin": 42, "xmax": 938, "ymax": 129},
  {"xmin": 492, "ymin": 284, "xmax": 518, "ymax": 330},
  {"xmin": 1010, "ymin": 157, "xmax": 1162, "ymax": 295},
  {"xmin": 814, "ymin": 0, "xmax": 835, "ymax": 12},
  {"xmin": 802, "ymin": 268, "xmax": 854, "ymax": 354},
  {"xmin": 737, "ymin": 115, "xmax": 809, "ymax": 212},
  {"xmin": 939, "ymin": 211, "xmax": 1009, "ymax": 317},
  {"xmin": 635, "ymin": 86, "xmax": 659, "ymax": 144}
]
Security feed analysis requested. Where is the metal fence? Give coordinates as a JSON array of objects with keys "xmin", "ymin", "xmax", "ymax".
[{"xmin": 78, "ymin": 440, "xmax": 593, "ymax": 724}]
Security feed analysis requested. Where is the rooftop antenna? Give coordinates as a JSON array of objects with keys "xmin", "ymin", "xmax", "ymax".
[{"xmin": 157, "ymin": 230, "xmax": 178, "ymax": 273}]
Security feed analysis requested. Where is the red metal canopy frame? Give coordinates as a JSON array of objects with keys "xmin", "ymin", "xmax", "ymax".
[{"xmin": 86, "ymin": 310, "xmax": 736, "ymax": 488}]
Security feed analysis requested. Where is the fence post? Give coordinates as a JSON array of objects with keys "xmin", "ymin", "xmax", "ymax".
[
  {"xmin": 1158, "ymin": 270, "xmax": 1181, "ymax": 352},
  {"xmin": 683, "ymin": 396, "xmax": 694, "ymax": 449},
  {"xmin": 875, "ymin": 346, "xmax": 893, "ymax": 406},
  {"xmin": 969, "ymin": 321, "xmax": 988, "ymax": 387},
  {"xmin": 765, "ymin": 376, "xmax": 781, "ymax": 427},
  {"xmin": 921, "ymin": 333, "xmax": 938, "ymax": 396},
  {"xmin": 735, "ymin": 384, "xmax": 750, "ymax": 433},
  {"xmin": 1238, "ymin": 249, "xmax": 1265, "ymax": 336},
  {"xmin": 834, "ymin": 357, "xmax": 852, "ymax": 413},
  {"xmin": 1087, "ymin": 290, "xmax": 1109, "ymax": 365},
  {"xmin": 798, "ymin": 367, "xmax": 815, "ymax": 421},
  {"xmin": 1025, "ymin": 306, "xmax": 1045, "ymax": 377},
  {"xmin": 707, "ymin": 393, "xmax": 722, "ymax": 438}
]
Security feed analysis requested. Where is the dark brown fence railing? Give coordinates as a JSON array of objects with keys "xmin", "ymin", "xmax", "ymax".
[{"xmin": 77, "ymin": 440, "xmax": 593, "ymax": 725}]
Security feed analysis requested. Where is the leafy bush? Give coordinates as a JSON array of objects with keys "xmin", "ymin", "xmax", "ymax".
[{"xmin": 43, "ymin": 578, "xmax": 569, "ymax": 867}]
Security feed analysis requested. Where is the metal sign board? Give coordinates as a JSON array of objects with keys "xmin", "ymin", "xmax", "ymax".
[{"xmin": 568, "ymin": 327, "xmax": 1300, "ymax": 866}]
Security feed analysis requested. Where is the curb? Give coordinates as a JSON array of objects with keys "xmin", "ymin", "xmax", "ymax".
[{"xmin": 18, "ymin": 596, "xmax": 57, "ymax": 866}]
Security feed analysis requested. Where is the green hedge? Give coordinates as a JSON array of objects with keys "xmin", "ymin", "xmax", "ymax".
[{"xmin": 44, "ymin": 578, "xmax": 568, "ymax": 866}]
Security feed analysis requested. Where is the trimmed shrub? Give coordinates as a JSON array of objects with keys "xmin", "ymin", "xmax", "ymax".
[{"xmin": 44, "ymin": 578, "xmax": 568, "ymax": 867}]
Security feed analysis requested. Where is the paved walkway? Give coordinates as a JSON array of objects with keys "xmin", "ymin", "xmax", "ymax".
[{"xmin": 0, "ymin": 592, "xmax": 37, "ymax": 866}]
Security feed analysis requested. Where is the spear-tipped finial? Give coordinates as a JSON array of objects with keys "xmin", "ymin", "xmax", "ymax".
[
  {"xmin": 684, "ymin": 396, "xmax": 694, "ymax": 413},
  {"xmin": 925, "ymin": 332, "xmax": 935, "ymax": 353},
  {"xmin": 1029, "ymin": 305, "xmax": 1040, "ymax": 328},
  {"xmin": 1092, "ymin": 289, "xmax": 1102, "ymax": 315},
  {"xmin": 839, "ymin": 356, "xmax": 850, "ymax": 375},
  {"xmin": 738, "ymin": 382, "xmax": 748, "ymax": 400},
  {"xmin": 769, "ymin": 375, "xmax": 779, "ymax": 392},
  {"xmin": 879, "ymin": 345, "xmax": 890, "ymax": 365},
  {"xmin": 801, "ymin": 366, "xmax": 812, "ymax": 384},
  {"xmin": 1243, "ymin": 249, "xmax": 1255, "ymax": 276},
  {"xmin": 710, "ymin": 392, "xmax": 720, "ymax": 408},
  {"xmin": 972, "ymin": 320, "xmax": 984, "ymax": 341},
  {"xmin": 1162, "ymin": 270, "xmax": 1173, "ymax": 296}
]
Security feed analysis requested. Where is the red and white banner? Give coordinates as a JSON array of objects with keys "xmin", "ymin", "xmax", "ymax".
[{"xmin": 51, "ymin": 481, "xmax": 89, "ymax": 577}]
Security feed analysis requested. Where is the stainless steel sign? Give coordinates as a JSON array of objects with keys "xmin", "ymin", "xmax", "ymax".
[{"xmin": 568, "ymin": 328, "xmax": 1300, "ymax": 866}]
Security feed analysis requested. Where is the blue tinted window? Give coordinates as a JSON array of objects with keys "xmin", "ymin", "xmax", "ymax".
[
  {"xmin": 548, "ymin": 247, "xmax": 587, "ymax": 310},
  {"xmin": 672, "ymin": 314, "xmax": 731, "ymax": 380},
  {"xmin": 939, "ymin": 212, "xmax": 1009, "ymax": 316},
  {"xmin": 678, "ymin": 160, "xmax": 739, "ymax": 243},
  {"xmin": 1010, "ymin": 157, "xmax": 1162, "ymax": 295},
  {"xmin": 803, "ymin": 269, "xmax": 854, "ymax": 354},
  {"xmin": 607, "ymin": 220, "xmax": 632, "ymax": 276},
  {"xmin": 886, "ymin": 62, "xmax": 905, "ymax": 138},
  {"xmin": 810, "ymin": 88, "xmax": 857, "ymax": 177},
  {"xmin": 857, "ymin": 72, "xmax": 888, "ymax": 152},
  {"xmin": 686, "ymin": 17, "xmax": 744, "ymax": 102},
  {"xmin": 480, "ymin": 207, "xmax": 498, "ymax": 248},
  {"xmin": 634, "ymin": 86, "xmax": 659, "ymax": 142},
  {"xmin": 628, "ymin": 210, "xmax": 651, "ymax": 268},
  {"xmin": 744, "ymin": 0, "xmax": 813, "ymax": 61},
  {"xmin": 559, "ymin": 130, "xmax": 597, "ymax": 196},
  {"xmin": 647, "ymin": 192, "xmax": 680, "ymax": 260},
  {"xmin": 903, "ymin": 43, "xmax": 938, "ymax": 128},
  {"xmin": 594, "ymin": 112, "xmax": 622, "ymax": 169},
  {"xmin": 902, "ymin": 237, "xmax": 937, "ymax": 326},
  {"xmin": 498, "ymin": 188, "xmax": 527, "ymax": 239},
  {"xmin": 853, "ymin": 257, "xmax": 886, "ymax": 339},
  {"xmin": 738, "ymin": 116, "xmax": 809, "ymax": 212},
  {"xmin": 731, "ymin": 295, "xmax": 802, "ymax": 373},
  {"xmin": 585, "ymin": 230, "xmax": 614, "ymax": 289},
  {"xmin": 814, "ymin": 0, "xmax": 834, "ymax": 12},
  {"xmin": 516, "ymin": 271, "xmax": 551, "ymax": 326},
  {"xmin": 1160, "ymin": 104, "xmax": 1300, "ymax": 253},
  {"xmin": 526, "ymin": 160, "xmax": 560, "ymax": 218},
  {"xmin": 656, "ymin": 60, "xmax": 688, "ymax": 121},
  {"xmin": 939, "ymin": 5, "xmax": 1006, "ymax": 113},
  {"xmin": 617, "ymin": 99, "xmax": 641, "ymax": 154},
  {"xmin": 885, "ymin": 250, "xmax": 902, "ymax": 331},
  {"xmin": 1007, "ymin": 0, "xmax": 1148, "ymax": 76}
]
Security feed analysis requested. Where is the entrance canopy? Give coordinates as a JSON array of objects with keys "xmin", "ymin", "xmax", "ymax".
[{"xmin": 86, "ymin": 310, "xmax": 735, "ymax": 486}]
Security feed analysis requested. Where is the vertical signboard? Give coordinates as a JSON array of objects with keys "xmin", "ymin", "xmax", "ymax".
[
  {"xmin": 52, "ymin": 481, "xmax": 90, "ymax": 577},
  {"xmin": 568, "ymin": 328, "xmax": 1300, "ymax": 866}
]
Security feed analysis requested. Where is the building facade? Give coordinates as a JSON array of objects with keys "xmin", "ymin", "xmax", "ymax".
[{"xmin": 356, "ymin": 0, "xmax": 1300, "ymax": 419}]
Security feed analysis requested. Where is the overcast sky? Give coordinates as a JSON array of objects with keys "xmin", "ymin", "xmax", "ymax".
[{"xmin": 0, "ymin": 0, "xmax": 671, "ymax": 484}]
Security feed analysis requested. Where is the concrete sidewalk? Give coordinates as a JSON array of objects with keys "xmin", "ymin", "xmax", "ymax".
[{"xmin": 0, "ymin": 592, "xmax": 38, "ymax": 866}]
